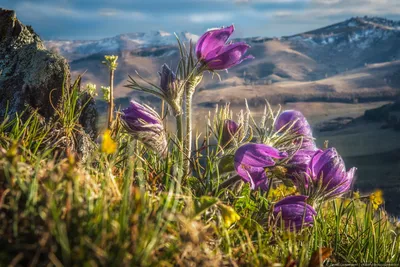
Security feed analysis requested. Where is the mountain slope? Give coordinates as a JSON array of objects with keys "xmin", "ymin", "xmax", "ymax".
[
  {"xmin": 284, "ymin": 17, "xmax": 400, "ymax": 75},
  {"xmin": 48, "ymin": 16, "xmax": 400, "ymax": 106}
]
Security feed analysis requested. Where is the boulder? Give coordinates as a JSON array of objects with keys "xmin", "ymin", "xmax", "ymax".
[
  {"xmin": 0, "ymin": 8, "xmax": 71, "ymax": 119},
  {"xmin": 0, "ymin": 9, "xmax": 97, "ymax": 158}
]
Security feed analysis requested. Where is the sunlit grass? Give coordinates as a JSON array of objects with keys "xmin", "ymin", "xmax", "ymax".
[{"xmin": 0, "ymin": 82, "xmax": 399, "ymax": 266}]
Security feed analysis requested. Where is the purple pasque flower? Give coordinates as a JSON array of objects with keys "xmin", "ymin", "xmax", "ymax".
[
  {"xmin": 275, "ymin": 110, "xmax": 313, "ymax": 137},
  {"xmin": 121, "ymin": 100, "xmax": 167, "ymax": 156},
  {"xmin": 196, "ymin": 25, "xmax": 254, "ymax": 71},
  {"xmin": 286, "ymin": 149, "xmax": 321, "ymax": 181},
  {"xmin": 159, "ymin": 63, "xmax": 176, "ymax": 93},
  {"xmin": 234, "ymin": 143, "xmax": 287, "ymax": 190},
  {"xmin": 306, "ymin": 148, "xmax": 356, "ymax": 199},
  {"xmin": 273, "ymin": 195, "xmax": 316, "ymax": 231},
  {"xmin": 221, "ymin": 119, "xmax": 239, "ymax": 145}
]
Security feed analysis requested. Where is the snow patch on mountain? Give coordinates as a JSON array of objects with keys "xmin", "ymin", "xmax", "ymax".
[
  {"xmin": 45, "ymin": 31, "xmax": 199, "ymax": 60},
  {"xmin": 286, "ymin": 16, "xmax": 400, "ymax": 49}
]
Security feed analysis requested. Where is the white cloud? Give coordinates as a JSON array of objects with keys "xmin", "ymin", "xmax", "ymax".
[
  {"xmin": 268, "ymin": 0, "xmax": 400, "ymax": 22},
  {"xmin": 98, "ymin": 8, "xmax": 119, "ymax": 17},
  {"xmin": 16, "ymin": 2, "xmax": 88, "ymax": 19},
  {"xmin": 235, "ymin": 0, "xmax": 305, "ymax": 2},
  {"xmin": 188, "ymin": 12, "xmax": 233, "ymax": 23},
  {"xmin": 16, "ymin": 1, "xmax": 148, "ymax": 22}
]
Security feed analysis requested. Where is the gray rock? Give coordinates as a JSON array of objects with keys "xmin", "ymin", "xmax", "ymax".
[
  {"xmin": 0, "ymin": 8, "xmax": 70, "ymax": 119},
  {"xmin": 0, "ymin": 9, "xmax": 97, "ymax": 159}
]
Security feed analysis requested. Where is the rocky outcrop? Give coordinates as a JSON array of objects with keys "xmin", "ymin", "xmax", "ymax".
[
  {"xmin": 0, "ymin": 9, "xmax": 97, "ymax": 159},
  {"xmin": 0, "ymin": 9, "xmax": 71, "ymax": 119}
]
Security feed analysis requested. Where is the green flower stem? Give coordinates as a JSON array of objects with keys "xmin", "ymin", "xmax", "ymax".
[
  {"xmin": 213, "ymin": 175, "xmax": 241, "ymax": 194},
  {"xmin": 183, "ymin": 75, "xmax": 202, "ymax": 176},
  {"xmin": 108, "ymin": 69, "xmax": 114, "ymax": 129},
  {"xmin": 183, "ymin": 88, "xmax": 194, "ymax": 176},
  {"xmin": 176, "ymin": 112, "xmax": 184, "ymax": 172}
]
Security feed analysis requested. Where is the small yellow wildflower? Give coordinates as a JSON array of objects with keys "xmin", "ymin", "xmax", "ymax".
[
  {"xmin": 218, "ymin": 203, "xmax": 240, "ymax": 228},
  {"xmin": 101, "ymin": 129, "xmax": 117, "ymax": 155},
  {"xmin": 369, "ymin": 189, "xmax": 384, "ymax": 210},
  {"xmin": 270, "ymin": 183, "xmax": 297, "ymax": 201},
  {"xmin": 353, "ymin": 191, "xmax": 360, "ymax": 199}
]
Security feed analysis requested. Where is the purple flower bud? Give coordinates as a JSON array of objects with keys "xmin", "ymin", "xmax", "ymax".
[
  {"xmin": 121, "ymin": 100, "xmax": 167, "ymax": 156},
  {"xmin": 273, "ymin": 195, "xmax": 316, "ymax": 231},
  {"xmin": 234, "ymin": 143, "xmax": 287, "ymax": 190},
  {"xmin": 307, "ymin": 148, "xmax": 356, "ymax": 199},
  {"xmin": 221, "ymin": 119, "xmax": 239, "ymax": 145},
  {"xmin": 275, "ymin": 110, "xmax": 313, "ymax": 137},
  {"xmin": 196, "ymin": 25, "xmax": 254, "ymax": 71},
  {"xmin": 158, "ymin": 64, "xmax": 176, "ymax": 93}
]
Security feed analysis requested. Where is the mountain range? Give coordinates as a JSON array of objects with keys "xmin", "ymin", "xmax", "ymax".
[{"xmin": 44, "ymin": 16, "xmax": 400, "ymax": 107}]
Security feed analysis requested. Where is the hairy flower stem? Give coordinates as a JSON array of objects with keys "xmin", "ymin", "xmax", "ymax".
[
  {"xmin": 183, "ymin": 89, "xmax": 194, "ymax": 176},
  {"xmin": 176, "ymin": 112, "xmax": 184, "ymax": 173},
  {"xmin": 107, "ymin": 69, "xmax": 114, "ymax": 129},
  {"xmin": 183, "ymin": 74, "xmax": 203, "ymax": 176}
]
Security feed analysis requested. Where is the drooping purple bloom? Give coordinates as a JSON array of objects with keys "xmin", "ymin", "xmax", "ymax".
[
  {"xmin": 196, "ymin": 25, "xmax": 254, "ymax": 71},
  {"xmin": 221, "ymin": 119, "xmax": 239, "ymax": 145},
  {"xmin": 275, "ymin": 110, "xmax": 313, "ymax": 137},
  {"xmin": 273, "ymin": 195, "xmax": 316, "ymax": 231},
  {"xmin": 121, "ymin": 100, "xmax": 167, "ymax": 156},
  {"xmin": 234, "ymin": 143, "xmax": 287, "ymax": 190},
  {"xmin": 306, "ymin": 148, "xmax": 356, "ymax": 199},
  {"xmin": 159, "ymin": 63, "xmax": 176, "ymax": 93}
]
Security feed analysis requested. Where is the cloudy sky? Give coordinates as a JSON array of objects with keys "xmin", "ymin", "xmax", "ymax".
[{"xmin": 1, "ymin": 0, "xmax": 399, "ymax": 40}]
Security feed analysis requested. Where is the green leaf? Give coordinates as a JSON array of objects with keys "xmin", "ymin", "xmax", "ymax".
[
  {"xmin": 218, "ymin": 155, "xmax": 235, "ymax": 174},
  {"xmin": 193, "ymin": 196, "xmax": 219, "ymax": 217}
]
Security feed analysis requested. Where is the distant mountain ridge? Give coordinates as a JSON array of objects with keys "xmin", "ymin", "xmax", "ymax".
[
  {"xmin": 46, "ymin": 16, "xmax": 400, "ymax": 61},
  {"xmin": 45, "ymin": 31, "xmax": 199, "ymax": 61},
  {"xmin": 48, "ymin": 16, "xmax": 400, "ymax": 107}
]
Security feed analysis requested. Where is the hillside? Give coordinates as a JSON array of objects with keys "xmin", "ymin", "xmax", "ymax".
[{"xmin": 44, "ymin": 16, "xmax": 400, "ymax": 107}]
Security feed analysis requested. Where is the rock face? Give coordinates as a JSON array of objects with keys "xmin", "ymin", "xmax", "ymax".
[
  {"xmin": 0, "ymin": 9, "xmax": 71, "ymax": 119},
  {"xmin": 0, "ymin": 9, "xmax": 97, "ymax": 159}
]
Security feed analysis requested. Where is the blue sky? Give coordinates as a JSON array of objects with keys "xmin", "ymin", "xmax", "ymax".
[{"xmin": 1, "ymin": 0, "xmax": 399, "ymax": 40}]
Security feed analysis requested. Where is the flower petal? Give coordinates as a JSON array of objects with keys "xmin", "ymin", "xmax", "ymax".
[
  {"xmin": 275, "ymin": 110, "xmax": 313, "ymax": 137},
  {"xmin": 234, "ymin": 164, "xmax": 269, "ymax": 190},
  {"xmin": 204, "ymin": 42, "xmax": 252, "ymax": 70},
  {"xmin": 122, "ymin": 101, "xmax": 160, "ymax": 125},
  {"xmin": 234, "ymin": 143, "xmax": 287, "ymax": 169},
  {"xmin": 273, "ymin": 195, "xmax": 316, "ymax": 231},
  {"xmin": 196, "ymin": 25, "xmax": 234, "ymax": 60}
]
